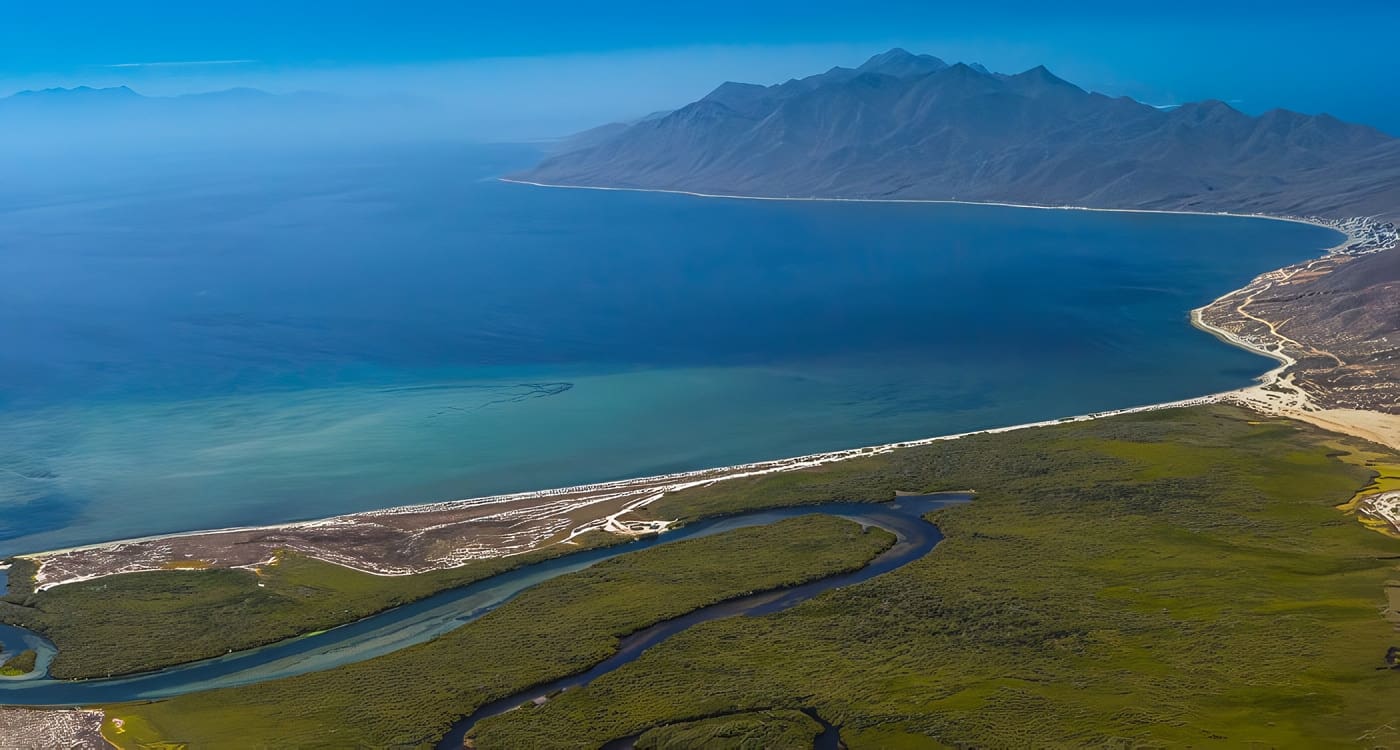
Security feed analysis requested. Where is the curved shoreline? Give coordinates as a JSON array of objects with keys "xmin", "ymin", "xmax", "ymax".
[
  {"xmin": 1188, "ymin": 307, "xmax": 1292, "ymax": 379},
  {"xmin": 17, "ymin": 390, "xmax": 1228, "ymax": 589},
  {"xmin": 1188, "ymin": 268, "xmax": 1400, "ymax": 452},
  {"xmin": 7, "ymin": 188, "xmax": 1384, "ymax": 590}
]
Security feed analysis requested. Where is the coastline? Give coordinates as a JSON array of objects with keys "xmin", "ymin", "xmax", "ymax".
[
  {"xmin": 498, "ymin": 177, "xmax": 1360, "ymax": 248},
  {"xmin": 1189, "ymin": 269, "xmax": 1400, "ymax": 452},
  {"xmin": 23, "ymin": 391, "xmax": 1226, "ymax": 563},
  {"xmin": 10, "ymin": 186, "xmax": 1394, "ymax": 589}
]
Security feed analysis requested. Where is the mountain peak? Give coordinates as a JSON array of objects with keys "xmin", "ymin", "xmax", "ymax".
[
  {"xmin": 1196, "ymin": 98, "xmax": 1239, "ymax": 111},
  {"xmin": 1176, "ymin": 99, "xmax": 1246, "ymax": 120},
  {"xmin": 1006, "ymin": 65, "xmax": 1085, "ymax": 96},
  {"xmin": 704, "ymin": 81, "xmax": 767, "ymax": 99},
  {"xmin": 859, "ymin": 48, "xmax": 914, "ymax": 65},
  {"xmin": 1017, "ymin": 65, "xmax": 1072, "ymax": 85},
  {"xmin": 936, "ymin": 63, "xmax": 1000, "ymax": 87},
  {"xmin": 857, "ymin": 48, "xmax": 948, "ymax": 78}
]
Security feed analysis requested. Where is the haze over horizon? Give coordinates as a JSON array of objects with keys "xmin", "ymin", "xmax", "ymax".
[{"xmin": 5, "ymin": 1, "xmax": 1400, "ymax": 140}]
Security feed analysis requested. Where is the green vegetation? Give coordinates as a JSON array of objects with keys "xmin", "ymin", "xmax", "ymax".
[
  {"xmin": 0, "ymin": 648, "xmax": 37, "ymax": 676},
  {"xmin": 634, "ymin": 709, "xmax": 823, "ymax": 749},
  {"xmin": 0, "ymin": 533, "xmax": 626, "ymax": 679},
  {"xmin": 462, "ymin": 406, "xmax": 1400, "ymax": 748},
  {"xmin": 15, "ymin": 404, "xmax": 1393, "ymax": 749},
  {"xmin": 104, "ymin": 515, "xmax": 894, "ymax": 749},
  {"xmin": 0, "ymin": 557, "xmax": 39, "ymax": 599}
]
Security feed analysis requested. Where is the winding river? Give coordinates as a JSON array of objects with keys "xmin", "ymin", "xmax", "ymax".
[
  {"xmin": 437, "ymin": 495, "xmax": 959, "ymax": 747},
  {"xmin": 1, "ymin": 494, "xmax": 964, "ymax": 742}
]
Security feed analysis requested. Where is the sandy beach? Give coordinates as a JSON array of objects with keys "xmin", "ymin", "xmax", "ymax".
[{"xmin": 1193, "ymin": 311, "xmax": 1400, "ymax": 452}]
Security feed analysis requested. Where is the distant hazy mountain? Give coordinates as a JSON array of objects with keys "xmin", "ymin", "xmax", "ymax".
[
  {"xmin": 0, "ymin": 85, "xmax": 452, "ymax": 154},
  {"xmin": 518, "ymin": 49, "xmax": 1400, "ymax": 218},
  {"xmin": 0, "ymin": 85, "xmax": 353, "ymax": 117},
  {"xmin": 7, "ymin": 85, "xmax": 144, "ymax": 102}
]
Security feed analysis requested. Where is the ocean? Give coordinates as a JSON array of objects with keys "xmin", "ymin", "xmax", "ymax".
[{"xmin": 0, "ymin": 142, "xmax": 1340, "ymax": 556}]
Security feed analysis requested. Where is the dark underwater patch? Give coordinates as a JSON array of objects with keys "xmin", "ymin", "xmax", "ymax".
[{"xmin": 0, "ymin": 493, "xmax": 86, "ymax": 543}]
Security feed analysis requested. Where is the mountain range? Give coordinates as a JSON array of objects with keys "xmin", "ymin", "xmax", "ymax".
[{"xmin": 518, "ymin": 49, "xmax": 1400, "ymax": 219}]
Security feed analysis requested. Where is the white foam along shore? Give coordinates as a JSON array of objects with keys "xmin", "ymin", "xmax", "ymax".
[{"xmin": 14, "ymin": 188, "xmax": 1386, "ymax": 569}]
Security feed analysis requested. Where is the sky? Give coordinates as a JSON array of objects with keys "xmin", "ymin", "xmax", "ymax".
[{"xmin": 3, "ymin": 1, "xmax": 1399, "ymax": 137}]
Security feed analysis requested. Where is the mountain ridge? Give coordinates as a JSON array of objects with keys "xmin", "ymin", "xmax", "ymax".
[{"xmin": 517, "ymin": 49, "xmax": 1400, "ymax": 219}]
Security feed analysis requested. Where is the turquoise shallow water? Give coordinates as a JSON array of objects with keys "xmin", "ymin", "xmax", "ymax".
[{"xmin": 0, "ymin": 143, "xmax": 1340, "ymax": 556}]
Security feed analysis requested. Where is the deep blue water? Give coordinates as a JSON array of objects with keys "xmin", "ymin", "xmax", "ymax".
[{"xmin": 0, "ymin": 142, "xmax": 1340, "ymax": 556}]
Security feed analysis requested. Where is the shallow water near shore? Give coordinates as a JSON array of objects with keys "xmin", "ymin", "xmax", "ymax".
[{"xmin": 0, "ymin": 142, "xmax": 1340, "ymax": 556}]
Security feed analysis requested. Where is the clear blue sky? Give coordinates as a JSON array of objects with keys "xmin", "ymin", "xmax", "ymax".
[{"xmin": 4, "ymin": 1, "xmax": 1398, "ymax": 134}]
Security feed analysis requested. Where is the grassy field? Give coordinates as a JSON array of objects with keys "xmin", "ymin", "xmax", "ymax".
[
  {"xmin": 0, "ymin": 533, "xmax": 625, "ymax": 678},
  {"xmin": 102, "ymin": 515, "xmax": 894, "ymax": 749},
  {"xmin": 462, "ymin": 405, "xmax": 1400, "ymax": 748}
]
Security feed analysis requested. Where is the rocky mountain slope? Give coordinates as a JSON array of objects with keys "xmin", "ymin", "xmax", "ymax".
[{"xmin": 519, "ymin": 49, "xmax": 1400, "ymax": 219}]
